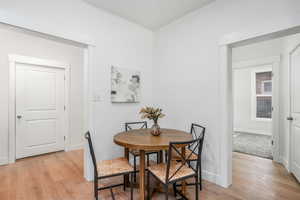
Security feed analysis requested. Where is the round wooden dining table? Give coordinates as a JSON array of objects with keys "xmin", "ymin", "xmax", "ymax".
[{"xmin": 114, "ymin": 128, "xmax": 192, "ymax": 200}]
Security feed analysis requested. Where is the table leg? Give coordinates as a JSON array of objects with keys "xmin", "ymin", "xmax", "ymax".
[
  {"xmin": 124, "ymin": 147, "xmax": 130, "ymax": 187},
  {"xmin": 158, "ymin": 150, "xmax": 163, "ymax": 163},
  {"xmin": 139, "ymin": 150, "xmax": 146, "ymax": 200}
]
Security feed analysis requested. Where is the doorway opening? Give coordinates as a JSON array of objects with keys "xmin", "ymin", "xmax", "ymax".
[
  {"xmin": 231, "ymin": 30, "xmax": 300, "ymax": 186},
  {"xmin": 228, "ymin": 30, "xmax": 300, "ymax": 185},
  {"xmin": 0, "ymin": 22, "xmax": 90, "ymax": 165},
  {"xmin": 231, "ymin": 40, "xmax": 281, "ymax": 160},
  {"xmin": 219, "ymin": 24, "xmax": 300, "ymax": 187}
]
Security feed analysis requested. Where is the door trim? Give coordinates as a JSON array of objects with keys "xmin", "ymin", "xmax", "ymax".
[{"xmin": 8, "ymin": 54, "xmax": 70, "ymax": 163}]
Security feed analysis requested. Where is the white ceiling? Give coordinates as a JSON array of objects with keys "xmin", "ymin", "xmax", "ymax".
[{"xmin": 83, "ymin": 0, "xmax": 214, "ymax": 30}]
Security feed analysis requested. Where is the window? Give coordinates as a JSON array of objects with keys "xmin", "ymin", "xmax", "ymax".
[
  {"xmin": 252, "ymin": 70, "xmax": 272, "ymax": 120},
  {"xmin": 261, "ymin": 80, "xmax": 272, "ymax": 94}
]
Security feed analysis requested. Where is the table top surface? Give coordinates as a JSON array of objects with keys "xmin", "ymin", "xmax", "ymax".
[{"xmin": 113, "ymin": 128, "xmax": 193, "ymax": 150}]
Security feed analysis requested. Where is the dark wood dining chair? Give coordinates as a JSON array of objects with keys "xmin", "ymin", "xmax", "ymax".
[
  {"xmin": 85, "ymin": 131, "xmax": 134, "ymax": 200},
  {"xmin": 125, "ymin": 121, "xmax": 160, "ymax": 182},
  {"xmin": 172, "ymin": 123, "xmax": 205, "ymax": 190},
  {"xmin": 147, "ymin": 138, "xmax": 202, "ymax": 200}
]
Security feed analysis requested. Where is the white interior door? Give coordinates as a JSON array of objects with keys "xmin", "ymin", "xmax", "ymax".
[
  {"xmin": 16, "ymin": 63, "xmax": 65, "ymax": 159},
  {"xmin": 290, "ymin": 44, "xmax": 300, "ymax": 182}
]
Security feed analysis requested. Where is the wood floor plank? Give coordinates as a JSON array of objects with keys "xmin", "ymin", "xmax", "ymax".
[{"xmin": 0, "ymin": 150, "xmax": 299, "ymax": 200}]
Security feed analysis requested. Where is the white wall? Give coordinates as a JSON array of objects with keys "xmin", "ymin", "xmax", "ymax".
[
  {"xmin": 232, "ymin": 38, "xmax": 283, "ymax": 135},
  {"xmin": 153, "ymin": 0, "xmax": 300, "ymax": 184},
  {"xmin": 0, "ymin": 24, "xmax": 85, "ymax": 165},
  {"xmin": 233, "ymin": 67, "xmax": 272, "ymax": 135},
  {"xmin": 0, "ymin": 0, "xmax": 154, "ymax": 179},
  {"xmin": 232, "ymin": 39, "xmax": 283, "ymax": 63}
]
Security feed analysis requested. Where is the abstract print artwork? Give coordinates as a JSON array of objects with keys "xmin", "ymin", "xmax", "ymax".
[{"xmin": 111, "ymin": 66, "xmax": 141, "ymax": 103}]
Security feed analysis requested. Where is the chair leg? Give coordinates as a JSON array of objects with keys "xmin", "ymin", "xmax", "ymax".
[
  {"xmin": 199, "ymin": 162, "xmax": 202, "ymax": 190},
  {"xmin": 94, "ymin": 177, "xmax": 98, "ymax": 200},
  {"xmin": 110, "ymin": 188, "xmax": 115, "ymax": 200},
  {"xmin": 123, "ymin": 175, "xmax": 126, "ymax": 191},
  {"xmin": 164, "ymin": 184, "xmax": 169, "ymax": 200},
  {"xmin": 147, "ymin": 171, "xmax": 150, "ymax": 200},
  {"xmin": 133, "ymin": 155, "xmax": 137, "ymax": 183},
  {"xmin": 130, "ymin": 173, "xmax": 134, "ymax": 200},
  {"xmin": 172, "ymin": 183, "xmax": 177, "ymax": 197},
  {"xmin": 195, "ymin": 176, "xmax": 199, "ymax": 200},
  {"xmin": 156, "ymin": 152, "xmax": 159, "ymax": 164}
]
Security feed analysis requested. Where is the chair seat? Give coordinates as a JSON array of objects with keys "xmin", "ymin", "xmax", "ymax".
[
  {"xmin": 97, "ymin": 157, "xmax": 134, "ymax": 177},
  {"xmin": 172, "ymin": 148, "xmax": 198, "ymax": 161},
  {"xmin": 148, "ymin": 162, "xmax": 195, "ymax": 184},
  {"xmin": 135, "ymin": 160, "xmax": 157, "ymax": 170},
  {"xmin": 130, "ymin": 149, "xmax": 159, "ymax": 156}
]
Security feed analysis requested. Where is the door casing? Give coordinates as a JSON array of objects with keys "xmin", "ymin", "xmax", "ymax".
[{"xmin": 8, "ymin": 55, "xmax": 70, "ymax": 163}]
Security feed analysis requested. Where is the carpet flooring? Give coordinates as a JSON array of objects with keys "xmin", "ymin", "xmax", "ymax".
[{"xmin": 233, "ymin": 132, "xmax": 273, "ymax": 159}]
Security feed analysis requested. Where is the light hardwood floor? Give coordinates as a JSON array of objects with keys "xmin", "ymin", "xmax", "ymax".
[{"xmin": 0, "ymin": 150, "xmax": 299, "ymax": 200}]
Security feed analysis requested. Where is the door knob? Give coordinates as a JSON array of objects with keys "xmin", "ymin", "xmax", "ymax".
[
  {"xmin": 17, "ymin": 115, "xmax": 22, "ymax": 119},
  {"xmin": 287, "ymin": 117, "xmax": 294, "ymax": 121}
]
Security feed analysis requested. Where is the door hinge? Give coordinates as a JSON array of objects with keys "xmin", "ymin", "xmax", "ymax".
[
  {"xmin": 271, "ymin": 140, "xmax": 274, "ymax": 145},
  {"xmin": 64, "ymin": 105, "xmax": 66, "ymax": 111},
  {"xmin": 64, "ymin": 75, "xmax": 66, "ymax": 80},
  {"xmin": 64, "ymin": 136, "xmax": 66, "ymax": 141}
]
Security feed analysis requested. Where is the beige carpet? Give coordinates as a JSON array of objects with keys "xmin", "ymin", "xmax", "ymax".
[{"xmin": 233, "ymin": 132, "xmax": 272, "ymax": 159}]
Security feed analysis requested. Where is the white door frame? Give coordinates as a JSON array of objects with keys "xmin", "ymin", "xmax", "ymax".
[
  {"xmin": 232, "ymin": 56, "xmax": 280, "ymax": 162},
  {"xmin": 8, "ymin": 55, "xmax": 70, "ymax": 163},
  {"xmin": 218, "ymin": 25, "xmax": 300, "ymax": 187}
]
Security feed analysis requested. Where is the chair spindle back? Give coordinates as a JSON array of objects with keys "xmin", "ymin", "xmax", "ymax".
[
  {"xmin": 125, "ymin": 121, "xmax": 147, "ymax": 131},
  {"xmin": 190, "ymin": 123, "xmax": 206, "ymax": 155},
  {"xmin": 166, "ymin": 138, "xmax": 201, "ymax": 183}
]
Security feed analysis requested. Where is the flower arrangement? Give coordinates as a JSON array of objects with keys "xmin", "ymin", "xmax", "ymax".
[
  {"xmin": 139, "ymin": 107, "xmax": 165, "ymax": 136},
  {"xmin": 139, "ymin": 107, "xmax": 165, "ymax": 123}
]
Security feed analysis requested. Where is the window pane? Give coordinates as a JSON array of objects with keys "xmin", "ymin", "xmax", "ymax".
[
  {"xmin": 256, "ymin": 96, "xmax": 272, "ymax": 119},
  {"xmin": 263, "ymin": 81, "xmax": 272, "ymax": 93},
  {"xmin": 256, "ymin": 71, "xmax": 272, "ymax": 95}
]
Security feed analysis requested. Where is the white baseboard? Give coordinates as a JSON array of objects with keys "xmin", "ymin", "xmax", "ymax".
[
  {"xmin": 279, "ymin": 156, "xmax": 290, "ymax": 172},
  {"xmin": 0, "ymin": 157, "xmax": 8, "ymax": 166},
  {"xmin": 234, "ymin": 128, "xmax": 271, "ymax": 136},
  {"xmin": 68, "ymin": 143, "xmax": 84, "ymax": 151}
]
